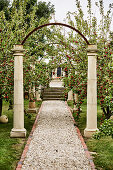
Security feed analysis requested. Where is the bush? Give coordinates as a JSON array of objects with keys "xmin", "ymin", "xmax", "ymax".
[{"xmin": 93, "ymin": 119, "xmax": 113, "ymax": 139}]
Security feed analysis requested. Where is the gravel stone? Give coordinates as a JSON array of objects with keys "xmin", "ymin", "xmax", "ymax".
[{"xmin": 21, "ymin": 101, "xmax": 91, "ymax": 170}]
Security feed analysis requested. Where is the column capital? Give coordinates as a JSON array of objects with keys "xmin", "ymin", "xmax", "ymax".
[
  {"xmin": 12, "ymin": 44, "xmax": 25, "ymax": 56},
  {"xmin": 87, "ymin": 44, "xmax": 98, "ymax": 53}
]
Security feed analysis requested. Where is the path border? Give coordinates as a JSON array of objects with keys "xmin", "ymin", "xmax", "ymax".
[
  {"xmin": 16, "ymin": 102, "xmax": 44, "ymax": 170},
  {"xmin": 65, "ymin": 101, "xmax": 96, "ymax": 170}
]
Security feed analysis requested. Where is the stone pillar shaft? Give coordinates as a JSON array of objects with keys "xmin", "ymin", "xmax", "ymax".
[
  {"xmin": 67, "ymin": 90, "xmax": 73, "ymax": 101},
  {"xmin": 36, "ymin": 85, "xmax": 42, "ymax": 101},
  {"xmin": 14, "ymin": 54, "xmax": 24, "ymax": 129},
  {"xmin": 10, "ymin": 45, "xmax": 26, "ymax": 137},
  {"xmin": 84, "ymin": 44, "xmax": 98, "ymax": 137},
  {"xmin": 52, "ymin": 68, "xmax": 57, "ymax": 78},
  {"xmin": 73, "ymin": 93, "xmax": 78, "ymax": 111}
]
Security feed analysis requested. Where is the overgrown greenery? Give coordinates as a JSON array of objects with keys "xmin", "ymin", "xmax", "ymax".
[
  {"xmin": 0, "ymin": 100, "xmax": 42, "ymax": 170},
  {"xmin": 0, "ymin": 0, "xmax": 55, "ymax": 116},
  {"xmin": 65, "ymin": 0, "xmax": 113, "ymax": 119},
  {"xmin": 68, "ymin": 100, "xmax": 113, "ymax": 170},
  {"xmin": 93, "ymin": 119, "xmax": 113, "ymax": 140}
]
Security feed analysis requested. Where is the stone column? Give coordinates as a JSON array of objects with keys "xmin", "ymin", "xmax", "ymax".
[
  {"xmin": 67, "ymin": 90, "xmax": 73, "ymax": 101},
  {"xmin": 73, "ymin": 93, "xmax": 78, "ymax": 111},
  {"xmin": 28, "ymin": 64, "xmax": 37, "ymax": 113},
  {"xmin": 36, "ymin": 85, "xmax": 42, "ymax": 101},
  {"xmin": 55, "ymin": 68, "xmax": 57, "ymax": 77},
  {"xmin": 52, "ymin": 69, "xmax": 55, "ymax": 79},
  {"xmin": 10, "ymin": 45, "xmax": 26, "ymax": 137},
  {"xmin": 52, "ymin": 68, "xmax": 57, "ymax": 79},
  {"xmin": 84, "ymin": 44, "xmax": 98, "ymax": 137},
  {"xmin": 36, "ymin": 91, "xmax": 42, "ymax": 101},
  {"xmin": 60, "ymin": 67, "xmax": 63, "ymax": 78},
  {"xmin": 62, "ymin": 70, "xmax": 65, "ymax": 77},
  {"xmin": 28, "ymin": 86, "xmax": 37, "ymax": 113},
  {"xmin": 30, "ymin": 63, "xmax": 35, "ymax": 98}
]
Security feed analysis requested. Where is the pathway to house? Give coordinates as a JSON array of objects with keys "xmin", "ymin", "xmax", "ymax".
[
  {"xmin": 49, "ymin": 78, "xmax": 64, "ymax": 87},
  {"xmin": 21, "ymin": 100, "xmax": 93, "ymax": 170}
]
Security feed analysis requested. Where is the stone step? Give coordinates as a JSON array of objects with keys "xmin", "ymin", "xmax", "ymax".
[
  {"xmin": 44, "ymin": 87, "xmax": 65, "ymax": 89},
  {"xmin": 44, "ymin": 87, "xmax": 65, "ymax": 90},
  {"xmin": 44, "ymin": 88, "xmax": 65, "ymax": 92},
  {"xmin": 43, "ymin": 95, "xmax": 64, "ymax": 98},
  {"xmin": 43, "ymin": 98, "xmax": 65, "ymax": 101},
  {"xmin": 42, "ymin": 87, "xmax": 65, "ymax": 101},
  {"xmin": 44, "ymin": 92, "xmax": 64, "ymax": 95}
]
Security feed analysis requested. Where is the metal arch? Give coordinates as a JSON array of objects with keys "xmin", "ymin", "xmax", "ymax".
[{"xmin": 21, "ymin": 22, "xmax": 90, "ymax": 45}]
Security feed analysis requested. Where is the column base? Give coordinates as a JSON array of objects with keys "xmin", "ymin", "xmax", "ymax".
[
  {"xmin": 73, "ymin": 108, "xmax": 77, "ymax": 112},
  {"xmin": 73, "ymin": 106, "xmax": 82, "ymax": 112},
  {"xmin": 67, "ymin": 99, "xmax": 73, "ymax": 102},
  {"xmin": 28, "ymin": 108, "xmax": 38, "ymax": 113},
  {"xmin": 37, "ymin": 99, "xmax": 42, "ymax": 101},
  {"xmin": 10, "ymin": 128, "xmax": 26, "ymax": 138},
  {"xmin": 84, "ymin": 128, "xmax": 99, "ymax": 138}
]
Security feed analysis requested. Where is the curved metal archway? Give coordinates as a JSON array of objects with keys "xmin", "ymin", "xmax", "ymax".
[{"xmin": 21, "ymin": 22, "xmax": 90, "ymax": 45}]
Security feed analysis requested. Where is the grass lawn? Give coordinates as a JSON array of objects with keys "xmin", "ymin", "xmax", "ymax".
[
  {"xmin": 0, "ymin": 100, "xmax": 42, "ymax": 170},
  {"xmin": 67, "ymin": 100, "xmax": 113, "ymax": 170}
]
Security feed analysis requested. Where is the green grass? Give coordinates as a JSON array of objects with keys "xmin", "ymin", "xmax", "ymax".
[
  {"xmin": 0, "ymin": 100, "xmax": 42, "ymax": 170},
  {"xmin": 87, "ymin": 137, "xmax": 113, "ymax": 170},
  {"xmin": 67, "ymin": 100, "xmax": 113, "ymax": 170}
]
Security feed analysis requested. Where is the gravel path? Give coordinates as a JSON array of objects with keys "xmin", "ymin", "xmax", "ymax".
[{"xmin": 21, "ymin": 101, "xmax": 91, "ymax": 170}]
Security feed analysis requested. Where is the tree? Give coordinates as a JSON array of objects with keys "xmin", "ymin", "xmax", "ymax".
[
  {"xmin": 36, "ymin": 1, "xmax": 55, "ymax": 20},
  {"xmin": 64, "ymin": 0, "xmax": 113, "ymax": 119},
  {"xmin": 0, "ymin": 0, "xmax": 10, "ymax": 11},
  {"xmin": 0, "ymin": 0, "xmax": 55, "ymax": 115},
  {"xmin": 0, "ymin": 0, "xmax": 11, "ymax": 20}
]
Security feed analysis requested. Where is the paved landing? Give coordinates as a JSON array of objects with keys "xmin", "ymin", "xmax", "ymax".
[{"xmin": 50, "ymin": 79, "xmax": 64, "ymax": 87}]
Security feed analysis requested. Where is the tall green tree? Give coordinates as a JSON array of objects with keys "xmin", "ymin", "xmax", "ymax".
[
  {"xmin": 0, "ymin": 0, "xmax": 10, "ymax": 10},
  {"xmin": 0, "ymin": 0, "xmax": 11, "ymax": 20}
]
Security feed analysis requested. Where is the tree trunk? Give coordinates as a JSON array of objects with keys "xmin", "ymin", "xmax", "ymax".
[
  {"xmin": 8, "ymin": 99, "xmax": 13, "ymax": 110},
  {"xmin": 103, "ymin": 106, "xmax": 111, "ymax": 119},
  {"xmin": 0, "ymin": 94, "xmax": 2, "ymax": 116}
]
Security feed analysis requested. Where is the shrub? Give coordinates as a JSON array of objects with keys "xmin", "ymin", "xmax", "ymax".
[{"xmin": 93, "ymin": 119, "xmax": 113, "ymax": 139}]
